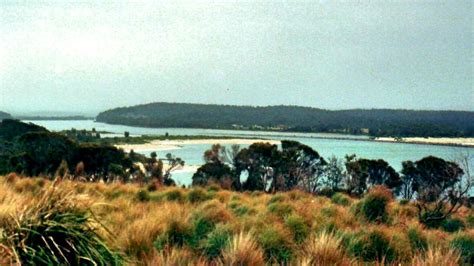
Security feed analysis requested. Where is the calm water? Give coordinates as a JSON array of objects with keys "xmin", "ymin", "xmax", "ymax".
[{"xmin": 26, "ymin": 120, "xmax": 473, "ymax": 185}]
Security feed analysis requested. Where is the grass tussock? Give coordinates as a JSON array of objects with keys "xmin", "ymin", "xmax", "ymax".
[{"xmin": 0, "ymin": 175, "xmax": 472, "ymax": 265}]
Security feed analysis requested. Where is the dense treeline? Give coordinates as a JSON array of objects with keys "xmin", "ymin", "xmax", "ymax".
[
  {"xmin": 0, "ymin": 120, "xmax": 183, "ymax": 184},
  {"xmin": 96, "ymin": 102, "xmax": 474, "ymax": 137},
  {"xmin": 0, "ymin": 111, "xmax": 12, "ymax": 120},
  {"xmin": 192, "ymin": 141, "xmax": 473, "ymax": 227}
]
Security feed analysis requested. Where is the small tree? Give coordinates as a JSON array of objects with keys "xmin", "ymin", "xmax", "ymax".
[
  {"xmin": 124, "ymin": 131, "xmax": 130, "ymax": 138},
  {"xmin": 401, "ymin": 156, "xmax": 472, "ymax": 227}
]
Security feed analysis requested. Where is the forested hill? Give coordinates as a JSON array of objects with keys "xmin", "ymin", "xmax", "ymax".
[
  {"xmin": 96, "ymin": 102, "xmax": 474, "ymax": 137},
  {"xmin": 0, "ymin": 111, "xmax": 12, "ymax": 120}
]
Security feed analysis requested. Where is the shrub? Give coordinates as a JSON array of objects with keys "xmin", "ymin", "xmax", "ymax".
[
  {"xmin": 202, "ymin": 225, "xmax": 232, "ymax": 260},
  {"xmin": 346, "ymin": 230, "xmax": 395, "ymax": 262},
  {"xmin": 187, "ymin": 188, "xmax": 208, "ymax": 203},
  {"xmin": 285, "ymin": 214, "xmax": 309, "ymax": 244},
  {"xmin": 441, "ymin": 218, "xmax": 465, "ymax": 233},
  {"xmin": 221, "ymin": 232, "xmax": 265, "ymax": 265},
  {"xmin": 136, "ymin": 189, "xmax": 150, "ymax": 202},
  {"xmin": 407, "ymin": 227, "xmax": 428, "ymax": 252},
  {"xmin": 331, "ymin": 192, "xmax": 350, "ymax": 206},
  {"xmin": 358, "ymin": 186, "xmax": 392, "ymax": 223},
  {"xmin": 258, "ymin": 226, "xmax": 294, "ymax": 263},
  {"xmin": 450, "ymin": 233, "xmax": 474, "ymax": 265},
  {"xmin": 165, "ymin": 189, "xmax": 185, "ymax": 202},
  {"xmin": 2, "ymin": 186, "xmax": 122, "ymax": 265}
]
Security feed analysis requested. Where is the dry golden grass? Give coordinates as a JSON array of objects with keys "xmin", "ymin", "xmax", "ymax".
[
  {"xmin": 299, "ymin": 231, "xmax": 352, "ymax": 266},
  {"xmin": 1, "ymin": 175, "xmax": 472, "ymax": 265},
  {"xmin": 411, "ymin": 246, "xmax": 461, "ymax": 266},
  {"xmin": 221, "ymin": 231, "xmax": 265, "ymax": 266}
]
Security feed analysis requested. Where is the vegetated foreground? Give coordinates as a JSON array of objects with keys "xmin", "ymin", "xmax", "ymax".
[{"xmin": 1, "ymin": 175, "xmax": 473, "ymax": 266}]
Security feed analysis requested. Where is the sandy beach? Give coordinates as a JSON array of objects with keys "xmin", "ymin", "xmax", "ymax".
[
  {"xmin": 116, "ymin": 138, "xmax": 281, "ymax": 152},
  {"xmin": 375, "ymin": 137, "xmax": 474, "ymax": 147}
]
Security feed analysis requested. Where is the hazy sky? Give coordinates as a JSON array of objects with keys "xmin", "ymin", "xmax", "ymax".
[{"xmin": 1, "ymin": 0, "xmax": 472, "ymax": 115}]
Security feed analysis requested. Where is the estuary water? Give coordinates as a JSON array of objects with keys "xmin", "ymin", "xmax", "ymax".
[{"xmin": 25, "ymin": 120, "xmax": 473, "ymax": 186}]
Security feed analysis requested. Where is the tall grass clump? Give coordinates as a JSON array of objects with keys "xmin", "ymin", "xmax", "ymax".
[
  {"xmin": 331, "ymin": 192, "xmax": 351, "ymax": 206},
  {"xmin": 411, "ymin": 246, "xmax": 460, "ymax": 266},
  {"xmin": 407, "ymin": 226, "xmax": 428, "ymax": 252},
  {"xmin": 300, "ymin": 231, "xmax": 351, "ymax": 266},
  {"xmin": 221, "ymin": 231, "xmax": 265, "ymax": 266},
  {"xmin": 1, "ymin": 184, "xmax": 122, "ymax": 265},
  {"xmin": 284, "ymin": 214, "xmax": 309, "ymax": 244},
  {"xmin": 258, "ymin": 225, "xmax": 294, "ymax": 263},
  {"xmin": 450, "ymin": 232, "xmax": 474, "ymax": 265},
  {"xmin": 355, "ymin": 185, "xmax": 392, "ymax": 223},
  {"xmin": 345, "ymin": 229, "xmax": 395, "ymax": 263}
]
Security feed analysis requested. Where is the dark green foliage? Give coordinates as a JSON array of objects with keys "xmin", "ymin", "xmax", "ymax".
[
  {"xmin": 450, "ymin": 233, "xmax": 474, "ymax": 265},
  {"xmin": 96, "ymin": 102, "xmax": 474, "ymax": 138},
  {"xmin": 331, "ymin": 192, "xmax": 350, "ymax": 206},
  {"xmin": 165, "ymin": 189, "xmax": 184, "ymax": 202},
  {"xmin": 136, "ymin": 190, "xmax": 150, "ymax": 202},
  {"xmin": 356, "ymin": 188, "xmax": 391, "ymax": 223},
  {"xmin": 0, "ymin": 119, "xmax": 47, "ymax": 141},
  {"xmin": 407, "ymin": 227, "xmax": 428, "ymax": 252},
  {"xmin": 441, "ymin": 218, "xmax": 465, "ymax": 233},
  {"xmin": 466, "ymin": 215, "xmax": 474, "ymax": 229},
  {"xmin": 345, "ymin": 156, "xmax": 401, "ymax": 196},
  {"xmin": 284, "ymin": 215, "xmax": 309, "ymax": 243},
  {"xmin": 258, "ymin": 227, "xmax": 293, "ymax": 263},
  {"xmin": 346, "ymin": 230, "xmax": 395, "ymax": 262},
  {"xmin": 187, "ymin": 188, "xmax": 208, "ymax": 203},
  {"xmin": 192, "ymin": 162, "xmax": 233, "ymax": 187},
  {"xmin": 202, "ymin": 225, "xmax": 231, "ymax": 259}
]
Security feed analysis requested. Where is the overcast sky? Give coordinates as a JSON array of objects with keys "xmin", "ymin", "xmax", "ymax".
[{"xmin": 0, "ymin": 0, "xmax": 472, "ymax": 115}]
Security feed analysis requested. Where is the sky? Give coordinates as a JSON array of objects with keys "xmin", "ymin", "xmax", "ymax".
[{"xmin": 0, "ymin": 0, "xmax": 472, "ymax": 115}]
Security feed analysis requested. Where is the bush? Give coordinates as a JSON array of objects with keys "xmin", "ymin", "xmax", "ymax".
[
  {"xmin": 441, "ymin": 218, "xmax": 465, "ymax": 233},
  {"xmin": 136, "ymin": 189, "xmax": 150, "ymax": 202},
  {"xmin": 3, "ymin": 186, "xmax": 122, "ymax": 265},
  {"xmin": 165, "ymin": 189, "xmax": 185, "ymax": 202},
  {"xmin": 284, "ymin": 215, "xmax": 309, "ymax": 244},
  {"xmin": 331, "ymin": 192, "xmax": 350, "ymax": 206},
  {"xmin": 202, "ymin": 225, "xmax": 232, "ymax": 259},
  {"xmin": 407, "ymin": 227, "xmax": 428, "ymax": 252},
  {"xmin": 187, "ymin": 188, "xmax": 208, "ymax": 203},
  {"xmin": 346, "ymin": 230, "xmax": 395, "ymax": 262},
  {"xmin": 358, "ymin": 186, "xmax": 392, "ymax": 223},
  {"xmin": 450, "ymin": 233, "xmax": 474, "ymax": 265},
  {"xmin": 258, "ymin": 226, "xmax": 294, "ymax": 263}
]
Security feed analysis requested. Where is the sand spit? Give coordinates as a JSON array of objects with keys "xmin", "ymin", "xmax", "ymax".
[
  {"xmin": 116, "ymin": 138, "xmax": 281, "ymax": 152},
  {"xmin": 376, "ymin": 137, "xmax": 474, "ymax": 147}
]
